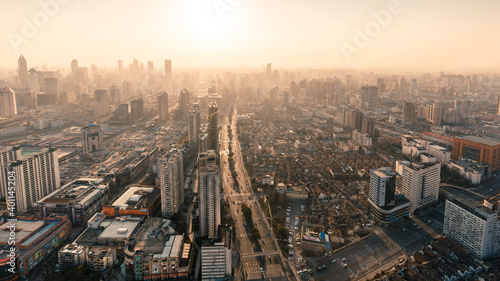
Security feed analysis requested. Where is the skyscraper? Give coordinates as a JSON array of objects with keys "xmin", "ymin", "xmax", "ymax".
[
  {"xmin": 198, "ymin": 150, "xmax": 221, "ymax": 238},
  {"xmin": 402, "ymin": 101, "xmax": 416, "ymax": 123},
  {"xmin": 147, "ymin": 61, "xmax": 154, "ymax": 74},
  {"xmin": 188, "ymin": 103, "xmax": 201, "ymax": 146},
  {"xmin": 400, "ymin": 161, "xmax": 441, "ymax": 213},
  {"xmin": 81, "ymin": 122, "xmax": 104, "ymax": 154},
  {"xmin": 208, "ymin": 102, "xmax": 219, "ymax": 152},
  {"xmin": 71, "ymin": 59, "xmax": 78, "ymax": 75},
  {"xmin": 3, "ymin": 147, "xmax": 60, "ymax": 214},
  {"xmin": 18, "ymin": 55, "xmax": 29, "ymax": 88},
  {"xmin": 28, "ymin": 68, "xmax": 40, "ymax": 95},
  {"xmin": 425, "ymin": 103, "xmax": 444, "ymax": 126},
  {"xmin": 0, "ymin": 88, "xmax": 17, "ymax": 117},
  {"xmin": 160, "ymin": 151, "xmax": 184, "ymax": 218},
  {"xmin": 158, "ymin": 92, "xmax": 169, "ymax": 122},
  {"xmin": 94, "ymin": 89, "xmax": 108, "ymax": 106},
  {"xmin": 361, "ymin": 86, "xmax": 378, "ymax": 108},
  {"xmin": 109, "ymin": 84, "xmax": 121, "ymax": 104},
  {"xmin": 165, "ymin": 60, "xmax": 173, "ymax": 88},
  {"xmin": 179, "ymin": 89, "xmax": 190, "ymax": 118},
  {"xmin": 130, "ymin": 98, "xmax": 144, "ymax": 120},
  {"xmin": 44, "ymin": 77, "xmax": 59, "ymax": 104}
]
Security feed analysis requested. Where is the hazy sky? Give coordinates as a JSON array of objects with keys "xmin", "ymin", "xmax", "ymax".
[{"xmin": 2, "ymin": 0, "xmax": 500, "ymax": 70}]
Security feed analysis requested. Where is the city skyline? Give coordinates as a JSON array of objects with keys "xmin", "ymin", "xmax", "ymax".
[{"xmin": 1, "ymin": 0, "xmax": 500, "ymax": 70}]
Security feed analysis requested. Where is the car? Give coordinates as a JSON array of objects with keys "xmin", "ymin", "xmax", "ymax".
[
  {"xmin": 341, "ymin": 258, "xmax": 346, "ymax": 262},
  {"xmin": 332, "ymin": 259, "xmax": 336, "ymax": 264},
  {"xmin": 417, "ymin": 226, "xmax": 421, "ymax": 229}
]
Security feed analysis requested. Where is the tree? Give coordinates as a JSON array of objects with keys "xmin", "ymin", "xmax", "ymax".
[{"xmin": 251, "ymin": 227, "xmax": 261, "ymax": 240}]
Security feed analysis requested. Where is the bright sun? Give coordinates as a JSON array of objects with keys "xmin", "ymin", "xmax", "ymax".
[{"xmin": 183, "ymin": 0, "xmax": 236, "ymax": 43}]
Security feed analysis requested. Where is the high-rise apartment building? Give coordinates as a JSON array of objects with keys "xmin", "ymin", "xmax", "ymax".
[
  {"xmin": 425, "ymin": 103, "xmax": 444, "ymax": 126},
  {"xmin": 444, "ymin": 198, "xmax": 500, "ymax": 259},
  {"xmin": 179, "ymin": 89, "xmax": 190, "ymax": 118},
  {"xmin": 130, "ymin": 98, "xmax": 144, "ymax": 120},
  {"xmin": 3, "ymin": 147, "xmax": 60, "ymax": 214},
  {"xmin": 81, "ymin": 122, "xmax": 104, "ymax": 154},
  {"xmin": 208, "ymin": 102, "xmax": 219, "ymax": 152},
  {"xmin": 161, "ymin": 152, "xmax": 184, "ymax": 218},
  {"xmin": 368, "ymin": 167, "xmax": 411, "ymax": 224},
  {"xmin": 402, "ymin": 101, "xmax": 416, "ymax": 123},
  {"xmin": 400, "ymin": 161, "xmax": 440, "ymax": 213},
  {"xmin": 0, "ymin": 88, "xmax": 17, "ymax": 117},
  {"xmin": 28, "ymin": 68, "xmax": 40, "ymax": 95},
  {"xmin": 71, "ymin": 59, "xmax": 78, "ymax": 75},
  {"xmin": 201, "ymin": 225, "xmax": 232, "ymax": 280},
  {"xmin": 158, "ymin": 92, "xmax": 169, "ymax": 122},
  {"xmin": 360, "ymin": 86, "xmax": 378, "ymax": 108},
  {"xmin": 198, "ymin": 150, "xmax": 221, "ymax": 238},
  {"xmin": 18, "ymin": 55, "xmax": 29, "ymax": 88},
  {"xmin": 189, "ymin": 103, "xmax": 201, "ymax": 146},
  {"xmin": 44, "ymin": 77, "xmax": 59, "ymax": 104}
]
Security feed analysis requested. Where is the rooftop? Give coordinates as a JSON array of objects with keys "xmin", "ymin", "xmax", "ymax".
[
  {"xmin": 459, "ymin": 135, "xmax": 500, "ymax": 146},
  {"xmin": 110, "ymin": 185, "xmax": 159, "ymax": 211},
  {"xmin": 37, "ymin": 178, "xmax": 107, "ymax": 205}
]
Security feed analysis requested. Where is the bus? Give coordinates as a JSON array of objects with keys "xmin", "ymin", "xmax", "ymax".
[{"xmin": 317, "ymin": 265, "xmax": 327, "ymax": 271}]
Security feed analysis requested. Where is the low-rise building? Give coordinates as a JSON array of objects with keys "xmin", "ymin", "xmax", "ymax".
[
  {"xmin": 87, "ymin": 247, "xmax": 117, "ymax": 272},
  {"xmin": 34, "ymin": 178, "xmax": 109, "ymax": 225},
  {"xmin": 0, "ymin": 214, "xmax": 71, "ymax": 278},
  {"xmin": 286, "ymin": 185, "xmax": 308, "ymax": 201},
  {"xmin": 102, "ymin": 185, "xmax": 160, "ymax": 218},
  {"xmin": 301, "ymin": 232, "xmax": 330, "ymax": 254},
  {"xmin": 123, "ymin": 217, "xmax": 194, "ymax": 280},
  {"xmin": 58, "ymin": 244, "xmax": 88, "ymax": 268}
]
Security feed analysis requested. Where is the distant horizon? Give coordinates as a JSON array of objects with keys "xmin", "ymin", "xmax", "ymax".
[{"xmin": 2, "ymin": 1, "xmax": 500, "ymax": 71}]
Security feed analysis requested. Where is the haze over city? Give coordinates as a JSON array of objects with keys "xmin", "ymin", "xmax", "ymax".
[{"xmin": 1, "ymin": 0, "xmax": 500, "ymax": 69}]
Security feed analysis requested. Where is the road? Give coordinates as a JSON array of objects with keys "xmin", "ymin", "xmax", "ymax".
[
  {"xmin": 311, "ymin": 219, "xmax": 434, "ymax": 281},
  {"xmin": 220, "ymin": 105, "xmax": 290, "ymax": 280}
]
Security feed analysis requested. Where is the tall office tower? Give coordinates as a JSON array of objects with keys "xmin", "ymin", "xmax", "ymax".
[
  {"xmin": 198, "ymin": 150, "xmax": 221, "ymax": 238},
  {"xmin": 165, "ymin": 60, "xmax": 173, "ymax": 88},
  {"xmin": 122, "ymin": 80, "xmax": 131, "ymax": 100},
  {"xmin": 44, "ymin": 77, "xmax": 59, "ymax": 104},
  {"xmin": 402, "ymin": 101, "xmax": 416, "ymax": 123},
  {"xmin": 94, "ymin": 89, "xmax": 108, "ymax": 106},
  {"xmin": 266, "ymin": 63, "xmax": 272, "ymax": 76},
  {"xmin": 425, "ymin": 103, "xmax": 444, "ymax": 126},
  {"xmin": 410, "ymin": 79, "xmax": 417, "ymax": 91},
  {"xmin": 443, "ymin": 199, "xmax": 500, "ymax": 259},
  {"xmin": 0, "ymin": 147, "xmax": 20, "ymax": 199},
  {"xmin": 400, "ymin": 161, "xmax": 440, "ymax": 213},
  {"xmin": 497, "ymin": 96, "xmax": 500, "ymax": 115},
  {"xmin": 179, "ymin": 89, "xmax": 190, "ymax": 118},
  {"xmin": 81, "ymin": 122, "xmax": 104, "ymax": 154},
  {"xmin": 0, "ymin": 88, "xmax": 17, "ymax": 117},
  {"xmin": 345, "ymin": 75, "xmax": 352, "ymax": 90},
  {"xmin": 18, "ymin": 55, "xmax": 29, "ymax": 88},
  {"xmin": 188, "ymin": 103, "xmax": 201, "ymax": 146},
  {"xmin": 208, "ymin": 102, "xmax": 219, "ymax": 152},
  {"xmin": 147, "ymin": 61, "xmax": 154, "ymax": 74},
  {"xmin": 109, "ymin": 84, "xmax": 121, "ymax": 104},
  {"xmin": 112, "ymin": 104, "xmax": 129, "ymax": 121},
  {"xmin": 284, "ymin": 92, "xmax": 292, "ymax": 105},
  {"xmin": 28, "ymin": 68, "xmax": 40, "ymax": 94},
  {"xmin": 360, "ymin": 86, "xmax": 378, "ymax": 108},
  {"xmin": 130, "ymin": 98, "xmax": 144, "ymax": 120},
  {"xmin": 157, "ymin": 92, "xmax": 169, "ymax": 122},
  {"xmin": 201, "ymin": 225, "xmax": 232, "ymax": 280},
  {"xmin": 160, "ymin": 152, "xmax": 184, "ymax": 218},
  {"xmin": 377, "ymin": 78, "xmax": 386, "ymax": 93},
  {"xmin": 71, "ymin": 59, "xmax": 78, "ymax": 75},
  {"xmin": 352, "ymin": 111, "xmax": 363, "ymax": 130},
  {"xmin": 333, "ymin": 92, "xmax": 340, "ymax": 107},
  {"xmin": 4, "ymin": 147, "xmax": 60, "ymax": 214}
]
